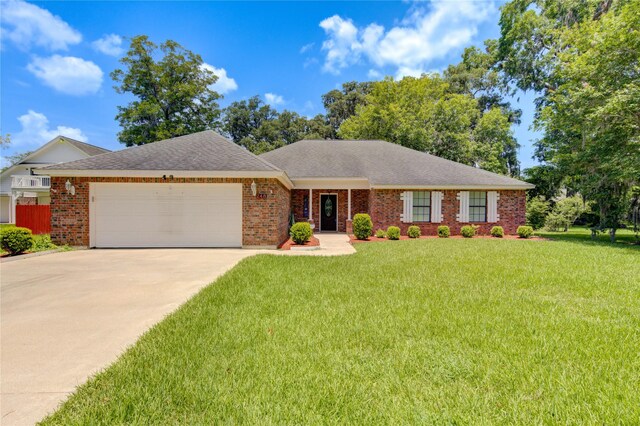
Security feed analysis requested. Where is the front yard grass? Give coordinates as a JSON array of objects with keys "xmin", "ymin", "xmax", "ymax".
[{"xmin": 43, "ymin": 239, "xmax": 639, "ymax": 424}]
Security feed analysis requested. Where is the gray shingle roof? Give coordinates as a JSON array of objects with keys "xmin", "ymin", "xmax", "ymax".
[
  {"xmin": 44, "ymin": 131, "xmax": 281, "ymax": 172},
  {"xmin": 62, "ymin": 137, "xmax": 111, "ymax": 156},
  {"xmin": 260, "ymin": 139, "xmax": 533, "ymax": 188}
]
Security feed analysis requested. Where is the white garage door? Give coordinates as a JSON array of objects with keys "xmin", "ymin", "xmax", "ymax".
[{"xmin": 90, "ymin": 183, "xmax": 242, "ymax": 248}]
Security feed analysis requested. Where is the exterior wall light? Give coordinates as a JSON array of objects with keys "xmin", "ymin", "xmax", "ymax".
[
  {"xmin": 251, "ymin": 180, "xmax": 257, "ymax": 196},
  {"xmin": 65, "ymin": 179, "xmax": 75, "ymax": 195}
]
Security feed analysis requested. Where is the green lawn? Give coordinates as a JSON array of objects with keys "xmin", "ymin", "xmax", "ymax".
[
  {"xmin": 43, "ymin": 239, "xmax": 639, "ymax": 424},
  {"xmin": 536, "ymin": 225, "xmax": 639, "ymax": 246}
]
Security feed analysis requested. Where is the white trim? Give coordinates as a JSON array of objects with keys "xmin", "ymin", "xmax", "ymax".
[
  {"xmin": 318, "ymin": 192, "xmax": 338, "ymax": 232},
  {"xmin": 308, "ymin": 188, "xmax": 313, "ymax": 221},
  {"xmin": 400, "ymin": 191, "xmax": 413, "ymax": 223},
  {"xmin": 89, "ymin": 184, "xmax": 96, "ymax": 247},
  {"xmin": 37, "ymin": 169, "xmax": 294, "ymax": 189},
  {"xmin": 291, "ymin": 178, "xmax": 370, "ymax": 190},
  {"xmin": 487, "ymin": 191, "xmax": 500, "ymax": 223},
  {"xmin": 371, "ymin": 184, "xmax": 534, "ymax": 190},
  {"xmin": 456, "ymin": 191, "xmax": 470, "ymax": 222},
  {"xmin": 431, "ymin": 191, "xmax": 443, "ymax": 223},
  {"xmin": 347, "ymin": 188, "xmax": 352, "ymax": 220}
]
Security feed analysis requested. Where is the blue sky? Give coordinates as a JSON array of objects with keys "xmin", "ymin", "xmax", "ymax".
[{"xmin": 1, "ymin": 0, "xmax": 540, "ymax": 169}]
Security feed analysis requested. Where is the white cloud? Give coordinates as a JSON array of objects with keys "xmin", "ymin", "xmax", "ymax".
[
  {"xmin": 11, "ymin": 110, "xmax": 87, "ymax": 148},
  {"xmin": 92, "ymin": 34, "xmax": 124, "ymax": 56},
  {"xmin": 201, "ymin": 63, "xmax": 238, "ymax": 94},
  {"xmin": 27, "ymin": 55, "xmax": 103, "ymax": 95},
  {"xmin": 265, "ymin": 93, "xmax": 285, "ymax": 106},
  {"xmin": 319, "ymin": 2, "xmax": 494, "ymax": 75},
  {"xmin": 367, "ymin": 69, "xmax": 383, "ymax": 79},
  {"xmin": 300, "ymin": 43, "xmax": 314, "ymax": 53},
  {"xmin": 0, "ymin": 0, "xmax": 82, "ymax": 51}
]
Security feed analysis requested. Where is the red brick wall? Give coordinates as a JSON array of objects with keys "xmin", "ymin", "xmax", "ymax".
[
  {"xmin": 368, "ymin": 189, "xmax": 526, "ymax": 235},
  {"xmin": 50, "ymin": 177, "xmax": 290, "ymax": 247},
  {"xmin": 291, "ymin": 189, "xmax": 369, "ymax": 232}
]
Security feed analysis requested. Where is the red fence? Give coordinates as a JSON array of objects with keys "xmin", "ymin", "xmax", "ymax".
[{"xmin": 16, "ymin": 205, "xmax": 51, "ymax": 234}]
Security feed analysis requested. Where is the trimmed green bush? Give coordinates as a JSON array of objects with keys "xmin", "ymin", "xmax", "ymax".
[
  {"xmin": 375, "ymin": 229, "xmax": 386, "ymax": 238},
  {"xmin": 352, "ymin": 213, "xmax": 373, "ymax": 240},
  {"xmin": 490, "ymin": 226, "xmax": 504, "ymax": 238},
  {"xmin": 407, "ymin": 226, "xmax": 421, "ymax": 238},
  {"xmin": 437, "ymin": 225, "xmax": 450, "ymax": 238},
  {"xmin": 290, "ymin": 222, "xmax": 312, "ymax": 245},
  {"xmin": 0, "ymin": 227, "xmax": 34, "ymax": 255},
  {"xmin": 517, "ymin": 225, "xmax": 534, "ymax": 239},
  {"xmin": 461, "ymin": 225, "xmax": 479, "ymax": 238},
  {"xmin": 386, "ymin": 226, "xmax": 400, "ymax": 240}
]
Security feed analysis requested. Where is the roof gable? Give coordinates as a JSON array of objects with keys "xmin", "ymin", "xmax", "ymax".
[{"xmin": 260, "ymin": 139, "xmax": 534, "ymax": 189}]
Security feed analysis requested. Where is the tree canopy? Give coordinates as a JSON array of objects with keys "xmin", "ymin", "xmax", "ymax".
[
  {"xmin": 499, "ymin": 0, "xmax": 639, "ymax": 240},
  {"xmin": 338, "ymin": 75, "xmax": 520, "ymax": 176},
  {"xmin": 112, "ymin": 36, "xmax": 222, "ymax": 146}
]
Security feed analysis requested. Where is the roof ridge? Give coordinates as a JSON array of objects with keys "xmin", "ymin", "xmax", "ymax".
[{"xmin": 61, "ymin": 137, "xmax": 110, "ymax": 152}]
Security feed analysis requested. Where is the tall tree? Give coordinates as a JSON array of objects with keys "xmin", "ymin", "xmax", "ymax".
[
  {"xmin": 338, "ymin": 75, "xmax": 519, "ymax": 175},
  {"xmin": 499, "ymin": 0, "xmax": 639, "ymax": 240},
  {"xmin": 321, "ymin": 81, "xmax": 372, "ymax": 138},
  {"xmin": 221, "ymin": 96, "xmax": 332, "ymax": 154},
  {"xmin": 112, "ymin": 36, "xmax": 222, "ymax": 146}
]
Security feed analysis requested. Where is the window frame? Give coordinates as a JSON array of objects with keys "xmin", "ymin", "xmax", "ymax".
[
  {"xmin": 412, "ymin": 191, "xmax": 431, "ymax": 223},
  {"xmin": 469, "ymin": 191, "xmax": 487, "ymax": 222}
]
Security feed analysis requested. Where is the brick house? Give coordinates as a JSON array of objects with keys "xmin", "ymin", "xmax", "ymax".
[{"xmin": 39, "ymin": 130, "xmax": 533, "ymax": 248}]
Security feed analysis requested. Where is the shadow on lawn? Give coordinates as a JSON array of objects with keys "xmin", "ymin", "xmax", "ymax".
[{"xmin": 537, "ymin": 229, "xmax": 640, "ymax": 252}]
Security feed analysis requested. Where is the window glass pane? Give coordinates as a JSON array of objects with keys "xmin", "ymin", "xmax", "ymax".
[
  {"xmin": 469, "ymin": 191, "xmax": 487, "ymax": 221},
  {"xmin": 412, "ymin": 191, "xmax": 431, "ymax": 222}
]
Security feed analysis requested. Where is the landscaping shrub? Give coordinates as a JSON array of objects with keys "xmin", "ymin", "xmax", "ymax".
[
  {"xmin": 461, "ymin": 225, "xmax": 478, "ymax": 238},
  {"xmin": 352, "ymin": 213, "xmax": 373, "ymax": 240},
  {"xmin": 517, "ymin": 225, "xmax": 534, "ymax": 239},
  {"xmin": 0, "ymin": 227, "xmax": 34, "ymax": 255},
  {"xmin": 437, "ymin": 225, "xmax": 450, "ymax": 238},
  {"xmin": 31, "ymin": 235, "xmax": 57, "ymax": 252},
  {"xmin": 290, "ymin": 222, "xmax": 312, "ymax": 245},
  {"xmin": 544, "ymin": 212, "xmax": 570, "ymax": 232},
  {"xmin": 407, "ymin": 226, "xmax": 421, "ymax": 238},
  {"xmin": 386, "ymin": 226, "xmax": 400, "ymax": 240},
  {"xmin": 526, "ymin": 197, "xmax": 550, "ymax": 230},
  {"xmin": 375, "ymin": 229, "xmax": 386, "ymax": 238},
  {"xmin": 490, "ymin": 226, "xmax": 504, "ymax": 238}
]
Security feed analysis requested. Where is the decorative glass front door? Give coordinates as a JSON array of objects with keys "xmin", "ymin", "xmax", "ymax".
[{"xmin": 320, "ymin": 194, "xmax": 337, "ymax": 231}]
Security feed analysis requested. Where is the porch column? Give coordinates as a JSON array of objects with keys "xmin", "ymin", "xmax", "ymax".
[
  {"xmin": 348, "ymin": 188, "xmax": 352, "ymax": 220},
  {"xmin": 308, "ymin": 188, "xmax": 313, "ymax": 221},
  {"xmin": 10, "ymin": 191, "xmax": 17, "ymax": 224}
]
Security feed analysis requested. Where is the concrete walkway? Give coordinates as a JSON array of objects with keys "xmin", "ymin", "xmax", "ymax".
[{"xmin": 0, "ymin": 235, "xmax": 355, "ymax": 425}]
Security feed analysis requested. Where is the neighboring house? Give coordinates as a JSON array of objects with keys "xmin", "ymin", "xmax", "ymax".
[
  {"xmin": 0, "ymin": 136, "xmax": 110, "ymax": 224},
  {"xmin": 38, "ymin": 130, "xmax": 533, "ymax": 248}
]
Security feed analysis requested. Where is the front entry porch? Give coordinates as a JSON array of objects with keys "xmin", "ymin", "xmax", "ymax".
[{"xmin": 291, "ymin": 188, "xmax": 369, "ymax": 233}]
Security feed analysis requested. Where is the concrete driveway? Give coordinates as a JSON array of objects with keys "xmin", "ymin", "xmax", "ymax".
[{"xmin": 1, "ymin": 248, "xmax": 258, "ymax": 425}]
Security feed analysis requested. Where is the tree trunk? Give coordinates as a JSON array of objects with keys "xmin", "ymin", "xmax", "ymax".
[{"xmin": 609, "ymin": 227, "xmax": 616, "ymax": 243}]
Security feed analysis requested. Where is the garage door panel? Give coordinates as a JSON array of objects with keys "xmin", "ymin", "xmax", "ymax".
[{"xmin": 91, "ymin": 183, "xmax": 242, "ymax": 248}]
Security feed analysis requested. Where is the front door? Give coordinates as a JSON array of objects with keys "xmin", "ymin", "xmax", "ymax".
[{"xmin": 320, "ymin": 194, "xmax": 337, "ymax": 231}]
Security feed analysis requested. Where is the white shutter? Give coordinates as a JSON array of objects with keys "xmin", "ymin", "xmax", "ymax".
[
  {"xmin": 431, "ymin": 191, "xmax": 443, "ymax": 223},
  {"xmin": 487, "ymin": 191, "xmax": 500, "ymax": 223},
  {"xmin": 456, "ymin": 191, "xmax": 469, "ymax": 222},
  {"xmin": 400, "ymin": 191, "xmax": 413, "ymax": 223}
]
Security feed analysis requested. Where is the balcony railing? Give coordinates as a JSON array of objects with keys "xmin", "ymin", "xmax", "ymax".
[{"xmin": 11, "ymin": 175, "xmax": 51, "ymax": 190}]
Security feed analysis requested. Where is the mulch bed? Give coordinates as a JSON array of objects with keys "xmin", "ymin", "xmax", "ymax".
[
  {"xmin": 279, "ymin": 236, "xmax": 321, "ymax": 250},
  {"xmin": 349, "ymin": 235, "xmax": 546, "ymax": 244}
]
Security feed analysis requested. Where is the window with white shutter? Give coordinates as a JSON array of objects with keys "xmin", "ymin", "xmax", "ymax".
[
  {"xmin": 456, "ymin": 191, "xmax": 470, "ymax": 222},
  {"xmin": 469, "ymin": 191, "xmax": 487, "ymax": 222},
  {"xmin": 430, "ymin": 191, "xmax": 443, "ymax": 223},
  {"xmin": 487, "ymin": 191, "xmax": 500, "ymax": 222},
  {"xmin": 412, "ymin": 191, "xmax": 431, "ymax": 222},
  {"xmin": 400, "ymin": 191, "xmax": 413, "ymax": 223}
]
